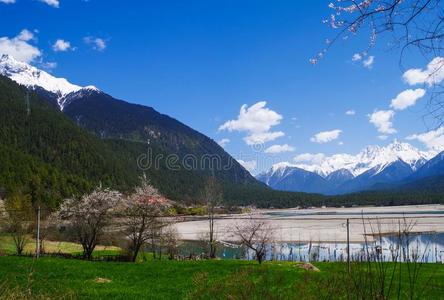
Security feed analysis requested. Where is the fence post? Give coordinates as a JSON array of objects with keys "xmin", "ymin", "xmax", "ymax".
[
  {"xmin": 36, "ymin": 206, "xmax": 41, "ymax": 258},
  {"xmin": 347, "ymin": 218, "xmax": 350, "ymax": 273}
]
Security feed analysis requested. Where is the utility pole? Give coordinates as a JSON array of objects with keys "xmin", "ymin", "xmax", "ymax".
[
  {"xmin": 346, "ymin": 218, "xmax": 350, "ymax": 273},
  {"xmin": 36, "ymin": 206, "xmax": 41, "ymax": 258}
]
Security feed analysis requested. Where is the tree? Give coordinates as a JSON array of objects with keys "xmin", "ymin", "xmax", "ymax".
[
  {"xmin": 201, "ymin": 176, "xmax": 222, "ymax": 259},
  {"xmin": 120, "ymin": 175, "xmax": 170, "ymax": 262},
  {"xmin": 57, "ymin": 187, "xmax": 121, "ymax": 259},
  {"xmin": 3, "ymin": 193, "xmax": 34, "ymax": 255},
  {"xmin": 160, "ymin": 225, "xmax": 180, "ymax": 260},
  {"xmin": 232, "ymin": 216, "xmax": 274, "ymax": 264},
  {"xmin": 316, "ymin": 0, "xmax": 444, "ymax": 124}
]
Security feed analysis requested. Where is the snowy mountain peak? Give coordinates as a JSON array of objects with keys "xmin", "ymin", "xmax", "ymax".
[
  {"xmin": 287, "ymin": 141, "xmax": 434, "ymax": 178},
  {"xmin": 0, "ymin": 54, "xmax": 98, "ymax": 110}
]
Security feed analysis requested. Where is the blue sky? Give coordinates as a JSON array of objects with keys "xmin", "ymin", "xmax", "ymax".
[{"xmin": 1, "ymin": 0, "xmax": 441, "ymax": 174}]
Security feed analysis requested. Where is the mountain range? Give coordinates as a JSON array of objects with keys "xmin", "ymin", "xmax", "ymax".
[
  {"xmin": 1, "ymin": 54, "xmax": 336, "ymax": 209},
  {"xmin": 0, "ymin": 54, "xmax": 262, "ymax": 205},
  {"xmin": 257, "ymin": 141, "xmax": 444, "ymax": 194},
  {"xmin": 2, "ymin": 54, "xmax": 444, "ymax": 208}
]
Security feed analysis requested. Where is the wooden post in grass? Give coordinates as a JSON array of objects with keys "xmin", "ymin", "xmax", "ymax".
[
  {"xmin": 346, "ymin": 218, "xmax": 350, "ymax": 273},
  {"xmin": 36, "ymin": 206, "xmax": 41, "ymax": 258}
]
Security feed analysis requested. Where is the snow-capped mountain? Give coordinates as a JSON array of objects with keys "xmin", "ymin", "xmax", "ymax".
[
  {"xmin": 257, "ymin": 141, "xmax": 438, "ymax": 194},
  {"xmin": 294, "ymin": 140, "xmax": 434, "ymax": 177},
  {"xmin": 0, "ymin": 54, "xmax": 99, "ymax": 110}
]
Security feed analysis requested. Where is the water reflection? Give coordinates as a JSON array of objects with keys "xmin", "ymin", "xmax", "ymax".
[{"xmin": 179, "ymin": 233, "xmax": 444, "ymax": 263}]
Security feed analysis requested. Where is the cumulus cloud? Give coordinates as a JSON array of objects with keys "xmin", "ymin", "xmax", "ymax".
[
  {"xmin": 310, "ymin": 129, "xmax": 342, "ymax": 144},
  {"xmin": 368, "ymin": 110, "xmax": 396, "ymax": 134},
  {"xmin": 17, "ymin": 29, "xmax": 34, "ymax": 42},
  {"xmin": 0, "ymin": 29, "xmax": 41, "ymax": 63},
  {"xmin": 217, "ymin": 138, "xmax": 230, "ymax": 148},
  {"xmin": 264, "ymin": 144, "xmax": 295, "ymax": 154},
  {"xmin": 38, "ymin": 0, "xmax": 59, "ymax": 7},
  {"xmin": 390, "ymin": 88, "xmax": 426, "ymax": 110},
  {"xmin": 352, "ymin": 53, "xmax": 362, "ymax": 61},
  {"xmin": 363, "ymin": 56, "xmax": 375, "ymax": 69},
  {"xmin": 345, "ymin": 110, "xmax": 356, "ymax": 116},
  {"xmin": 406, "ymin": 127, "xmax": 444, "ymax": 151},
  {"xmin": 294, "ymin": 153, "xmax": 326, "ymax": 164},
  {"xmin": 84, "ymin": 37, "xmax": 107, "ymax": 51},
  {"xmin": 403, "ymin": 57, "xmax": 444, "ymax": 86},
  {"xmin": 237, "ymin": 159, "xmax": 257, "ymax": 173},
  {"xmin": 219, "ymin": 101, "xmax": 284, "ymax": 145},
  {"xmin": 52, "ymin": 39, "xmax": 72, "ymax": 52}
]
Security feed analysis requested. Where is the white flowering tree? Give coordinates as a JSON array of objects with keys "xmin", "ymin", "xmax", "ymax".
[
  {"xmin": 119, "ymin": 176, "xmax": 170, "ymax": 262},
  {"xmin": 58, "ymin": 187, "xmax": 121, "ymax": 259}
]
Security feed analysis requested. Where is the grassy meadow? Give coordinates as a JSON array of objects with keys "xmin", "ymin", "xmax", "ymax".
[{"xmin": 0, "ymin": 256, "xmax": 444, "ymax": 299}]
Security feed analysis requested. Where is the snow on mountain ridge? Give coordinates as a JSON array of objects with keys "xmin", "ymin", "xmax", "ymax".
[
  {"xmin": 269, "ymin": 140, "xmax": 435, "ymax": 178},
  {"xmin": 0, "ymin": 54, "xmax": 98, "ymax": 110}
]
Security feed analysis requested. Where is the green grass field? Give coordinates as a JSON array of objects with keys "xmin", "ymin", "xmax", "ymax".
[
  {"xmin": 0, "ymin": 234, "xmax": 120, "ymax": 257},
  {"xmin": 0, "ymin": 256, "xmax": 444, "ymax": 299}
]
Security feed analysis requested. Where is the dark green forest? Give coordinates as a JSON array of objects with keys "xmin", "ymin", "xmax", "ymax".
[{"xmin": 1, "ymin": 75, "xmax": 444, "ymax": 209}]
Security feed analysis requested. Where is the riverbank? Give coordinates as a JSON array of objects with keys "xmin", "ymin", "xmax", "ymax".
[{"xmin": 174, "ymin": 204, "xmax": 444, "ymax": 243}]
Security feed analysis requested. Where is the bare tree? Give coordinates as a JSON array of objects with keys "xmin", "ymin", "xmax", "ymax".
[
  {"xmin": 160, "ymin": 225, "xmax": 180, "ymax": 260},
  {"xmin": 201, "ymin": 176, "xmax": 222, "ymax": 259},
  {"xmin": 36, "ymin": 211, "xmax": 58, "ymax": 255},
  {"xmin": 233, "ymin": 216, "xmax": 274, "ymax": 264},
  {"xmin": 119, "ymin": 176, "xmax": 170, "ymax": 262},
  {"xmin": 3, "ymin": 193, "xmax": 34, "ymax": 255},
  {"xmin": 57, "ymin": 187, "xmax": 121, "ymax": 260},
  {"xmin": 316, "ymin": 0, "xmax": 444, "ymax": 124}
]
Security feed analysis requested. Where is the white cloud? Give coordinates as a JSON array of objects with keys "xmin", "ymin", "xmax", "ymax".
[
  {"xmin": 310, "ymin": 129, "xmax": 342, "ymax": 144},
  {"xmin": 363, "ymin": 56, "xmax": 375, "ymax": 69},
  {"xmin": 345, "ymin": 109, "xmax": 356, "ymax": 116},
  {"xmin": 390, "ymin": 88, "xmax": 426, "ymax": 110},
  {"xmin": 217, "ymin": 138, "xmax": 230, "ymax": 147},
  {"xmin": 244, "ymin": 131, "xmax": 285, "ymax": 145},
  {"xmin": 219, "ymin": 101, "xmax": 282, "ymax": 133},
  {"xmin": 378, "ymin": 135, "xmax": 388, "ymax": 140},
  {"xmin": 264, "ymin": 144, "xmax": 295, "ymax": 154},
  {"xmin": 237, "ymin": 159, "xmax": 257, "ymax": 173},
  {"xmin": 294, "ymin": 153, "xmax": 325, "ymax": 164},
  {"xmin": 352, "ymin": 53, "xmax": 362, "ymax": 61},
  {"xmin": 17, "ymin": 29, "xmax": 34, "ymax": 41},
  {"xmin": 368, "ymin": 110, "xmax": 396, "ymax": 134},
  {"xmin": 38, "ymin": 0, "xmax": 59, "ymax": 7},
  {"xmin": 84, "ymin": 37, "xmax": 107, "ymax": 51},
  {"xmin": 403, "ymin": 57, "xmax": 444, "ymax": 86},
  {"xmin": 40, "ymin": 61, "xmax": 57, "ymax": 70},
  {"xmin": 0, "ymin": 0, "xmax": 58, "ymax": 5},
  {"xmin": 219, "ymin": 101, "xmax": 284, "ymax": 145},
  {"xmin": 52, "ymin": 39, "xmax": 72, "ymax": 52},
  {"xmin": 0, "ymin": 29, "xmax": 41, "ymax": 63},
  {"xmin": 406, "ymin": 127, "xmax": 444, "ymax": 151}
]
